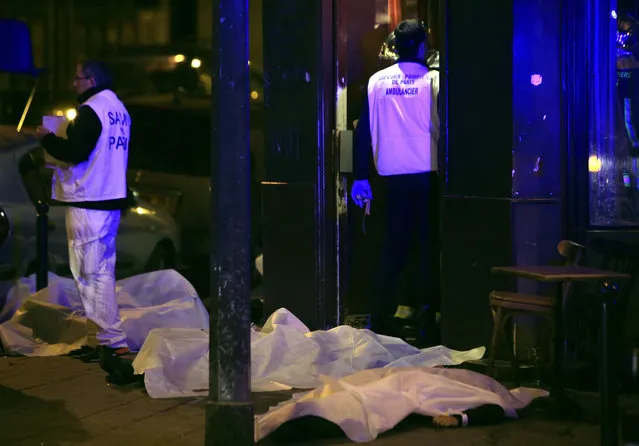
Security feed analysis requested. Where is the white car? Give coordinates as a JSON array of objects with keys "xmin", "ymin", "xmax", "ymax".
[{"xmin": 0, "ymin": 126, "xmax": 181, "ymax": 285}]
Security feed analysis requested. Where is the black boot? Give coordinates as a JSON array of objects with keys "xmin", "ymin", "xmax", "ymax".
[
  {"xmin": 69, "ymin": 345, "xmax": 94, "ymax": 359},
  {"xmin": 80, "ymin": 347, "xmax": 101, "ymax": 363},
  {"xmin": 392, "ymin": 305, "xmax": 420, "ymax": 345},
  {"xmin": 415, "ymin": 305, "xmax": 441, "ymax": 348},
  {"xmin": 99, "ymin": 346, "xmax": 137, "ymax": 386},
  {"xmin": 391, "ymin": 305, "xmax": 441, "ymax": 348}
]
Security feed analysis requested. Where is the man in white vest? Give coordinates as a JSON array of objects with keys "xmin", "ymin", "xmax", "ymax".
[
  {"xmin": 352, "ymin": 19, "xmax": 440, "ymax": 341},
  {"xmin": 36, "ymin": 60, "xmax": 131, "ymax": 362}
]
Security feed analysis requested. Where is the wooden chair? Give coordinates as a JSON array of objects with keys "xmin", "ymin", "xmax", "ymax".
[{"xmin": 487, "ymin": 240, "xmax": 586, "ymax": 381}]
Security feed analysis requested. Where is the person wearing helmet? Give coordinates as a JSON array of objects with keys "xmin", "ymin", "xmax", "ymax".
[
  {"xmin": 351, "ymin": 19, "xmax": 440, "ymax": 340},
  {"xmin": 378, "ymin": 29, "xmax": 440, "ymax": 71}
]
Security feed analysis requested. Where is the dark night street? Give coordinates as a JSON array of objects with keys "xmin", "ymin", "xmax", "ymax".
[{"xmin": 1, "ymin": 355, "xmax": 634, "ymax": 446}]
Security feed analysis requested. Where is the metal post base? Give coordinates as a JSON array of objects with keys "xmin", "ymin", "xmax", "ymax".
[{"xmin": 205, "ymin": 402, "xmax": 254, "ymax": 446}]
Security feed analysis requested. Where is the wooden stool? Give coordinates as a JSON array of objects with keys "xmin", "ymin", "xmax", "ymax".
[{"xmin": 487, "ymin": 240, "xmax": 585, "ymax": 381}]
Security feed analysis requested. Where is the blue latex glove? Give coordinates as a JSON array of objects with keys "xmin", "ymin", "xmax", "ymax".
[{"xmin": 351, "ymin": 179, "xmax": 373, "ymax": 208}]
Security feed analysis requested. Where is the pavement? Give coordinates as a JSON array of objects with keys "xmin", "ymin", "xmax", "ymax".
[{"xmin": 2, "ymin": 354, "xmax": 637, "ymax": 446}]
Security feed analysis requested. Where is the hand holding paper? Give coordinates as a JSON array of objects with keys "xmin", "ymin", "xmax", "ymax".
[
  {"xmin": 42, "ymin": 115, "xmax": 69, "ymax": 137},
  {"xmin": 41, "ymin": 115, "xmax": 70, "ymax": 168}
]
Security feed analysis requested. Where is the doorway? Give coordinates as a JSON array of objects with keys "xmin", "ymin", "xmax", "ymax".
[{"xmin": 333, "ymin": 0, "xmax": 441, "ymax": 327}]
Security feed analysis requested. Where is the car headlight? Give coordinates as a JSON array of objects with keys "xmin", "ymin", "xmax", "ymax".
[
  {"xmin": 0, "ymin": 208, "xmax": 9, "ymax": 249},
  {"xmin": 52, "ymin": 108, "xmax": 76, "ymax": 121},
  {"xmin": 133, "ymin": 206, "xmax": 156, "ymax": 216}
]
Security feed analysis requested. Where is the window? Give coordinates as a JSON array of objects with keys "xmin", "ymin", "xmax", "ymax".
[
  {"xmin": 588, "ymin": 9, "xmax": 639, "ymax": 226},
  {"xmin": 127, "ymin": 107, "xmax": 211, "ymax": 177},
  {"xmin": 138, "ymin": 10, "xmax": 169, "ymax": 45},
  {"xmin": 30, "ymin": 19, "xmax": 44, "ymax": 68},
  {"xmin": 122, "ymin": 21, "xmax": 136, "ymax": 45},
  {"xmin": 89, "ymin": 26, "xmax": 103, "ymax": 54},
  {"xmin": 74, "ymin": 25, "xmax": 87, "ymax": 58},
  {"xmin": 107, "ymin": 22, "xmax": 119, "ymax": 45}
]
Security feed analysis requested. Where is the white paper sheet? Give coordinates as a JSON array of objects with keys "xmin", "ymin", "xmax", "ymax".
[
  {"xmin": 0, "ymin": 270, "xmax": 209, "ymax": 356},
  {"xmin": 132, "ymin": 308, "xmax": 487, "ymax": 398},
  {"xmin": 0, "ymin": 272, "xmax": 547, "ymax": 443},
  {"xmin": 42, "ymin": 115, "xmax": 68, "ymax": 136},
  {"xmin": 42, "ymin": 115, "xmax": 70, "ymax": 168},
  {"xmin": 255, "ymin": 367, "xmax": 549, "ymax": 442}
]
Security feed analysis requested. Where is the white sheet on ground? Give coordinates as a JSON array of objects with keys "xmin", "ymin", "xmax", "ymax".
[
  {"xmin": 132, "ymin": 308, "xmax": 487, "ymax": 398},
  {"xmin": 0, "ymin": 270, "xmax": 208, "ymax": 356},
  {"xmin": 255, "ymin": 367, "xmax": 549, "ymax": 443}
]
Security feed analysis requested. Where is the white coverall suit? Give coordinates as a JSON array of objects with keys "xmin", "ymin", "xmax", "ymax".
[{"xmin": 42, "ymin": 87, "xmax": 131, "ymax": 349}]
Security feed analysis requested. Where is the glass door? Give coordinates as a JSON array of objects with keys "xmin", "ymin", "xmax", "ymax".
[
  {"xmin": 333, "ymin": 0, "xmax": 439, "ymax": 326},
  {"xmin": 586, "ymin": 0, "xmax": 639, "ymax": 226}
]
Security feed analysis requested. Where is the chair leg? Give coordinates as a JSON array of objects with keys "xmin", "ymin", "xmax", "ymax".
[
  {"xmin": 502, "ymin": 313, "xmax": 520, "ymax": 386},
  {"xmin": 548, "ymin": 315, "xmax": 556, "ymax": 387},
  {"xmin": 488, "ymin": 306, "xmax": 503, "ymax": 378}
]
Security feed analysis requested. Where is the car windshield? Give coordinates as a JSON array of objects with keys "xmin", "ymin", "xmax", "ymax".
[{"xmin": 127, "ymin": 106, "xmax": 211, "ymax": 177}]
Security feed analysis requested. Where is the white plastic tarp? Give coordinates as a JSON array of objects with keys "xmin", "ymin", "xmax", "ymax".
[
  {"xmin": 254, "ymin": 367, "xmax": 549, "ymax": 443},
  {"xmin": 132, "ymin": 308, "xmax": 487, "ymax": 398},
  {"xmin": 0, "ymin": 270, "xmax": 209, "ymax": 356}
]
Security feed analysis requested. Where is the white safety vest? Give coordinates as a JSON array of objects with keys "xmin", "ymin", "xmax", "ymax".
[
  {"xmin": 367, "ymin": 62, "xmax": 439, "ymax": 176},
  {"xmin": 52, "ymin": 89, "xmax": 130, "ymax": 202}
]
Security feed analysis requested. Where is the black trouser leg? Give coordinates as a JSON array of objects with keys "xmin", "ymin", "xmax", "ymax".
[
  {"xmin": 455, "ymin": 404, "xmax": 506, "ymax": 426},
  {"xmin": 413, "ymin": 172, "xmax": 440, "ymax": 312},
  {"xmin": 371, "ymin": 173, "xmax": 437, "ymax": 335},
  {"xmin": 371, "ymin": 179, "xmax": 413, "ymax": 334},
  {"xmin": 408, "ymin": 173, "xmax": 439, "ymax": 345}
]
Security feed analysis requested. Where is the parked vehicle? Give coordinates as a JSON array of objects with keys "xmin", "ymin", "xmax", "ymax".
[
  {"xmin": 0, "ymin": 126, "xmax": 182, "ymax": 284},
  {"xmin": 124, "ymin": 93, "xmax": 264, "ymax": 293}
]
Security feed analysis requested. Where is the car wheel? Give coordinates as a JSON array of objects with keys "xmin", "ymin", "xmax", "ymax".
[{"xmin": 145, "ymin": 241, "xmax": 177, "ymax": 272}]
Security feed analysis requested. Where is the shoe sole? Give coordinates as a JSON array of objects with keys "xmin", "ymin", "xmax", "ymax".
[
  {"xmin": 70, "ymin": 347, "xmax": 94, "ymax": 358},
  {"xmin": 100, "ymin": 353, "xmax": 136, "ymax": 385}
]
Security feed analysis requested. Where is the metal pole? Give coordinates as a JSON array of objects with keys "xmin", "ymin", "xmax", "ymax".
[
  {"xmin": 35, "ymin": 201, "xmax": 49, "ymax": 291},
  {"xmin": 17, "ymin": 78, "xmax": 39, "ymax": 133},
  {"xmin": 600, "ymin": 282, "xmax": 618, "ymax": 446},
  {"xmin": 205, "ymin": 0, "xmax": 253, "ymax": 444}
]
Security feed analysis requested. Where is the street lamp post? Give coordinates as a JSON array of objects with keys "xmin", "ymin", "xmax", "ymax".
[{"xmin": 205, "ymin": 0, "xmax": 254, "ymax": 445}]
